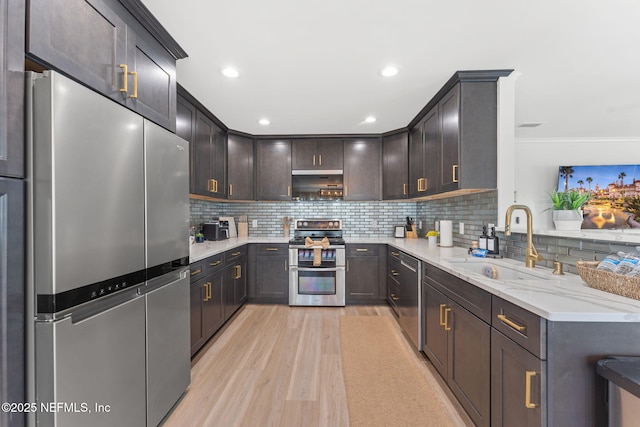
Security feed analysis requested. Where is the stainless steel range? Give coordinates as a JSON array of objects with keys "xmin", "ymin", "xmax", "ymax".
[{"xmin": 289, "ymin": 219, "xmax": 346, "ymax": 306}]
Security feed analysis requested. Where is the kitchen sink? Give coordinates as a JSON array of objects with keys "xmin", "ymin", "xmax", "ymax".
[{"xmin": 444, "ymin": 257, "xmax": 550, "ymax": 281}]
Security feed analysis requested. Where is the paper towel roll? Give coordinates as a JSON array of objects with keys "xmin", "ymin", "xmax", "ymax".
[{"xmin": 439, "ymin": 220, "xmax": 453, "ymax": 247}]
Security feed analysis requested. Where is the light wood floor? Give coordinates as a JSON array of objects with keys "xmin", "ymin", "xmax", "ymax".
[{"xmin": 162, "ymin": 304, "xmax": 472, "ymax": 427}]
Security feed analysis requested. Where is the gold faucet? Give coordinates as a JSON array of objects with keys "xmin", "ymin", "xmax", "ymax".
[{"xmin": 504, "ymin": 204, "xmax": 543, "ymax": 268}]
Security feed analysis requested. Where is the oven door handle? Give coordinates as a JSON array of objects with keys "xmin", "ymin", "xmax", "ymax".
[{"xmin": 290, "ymin": 267, "xmax": 345, "ymax": 272}]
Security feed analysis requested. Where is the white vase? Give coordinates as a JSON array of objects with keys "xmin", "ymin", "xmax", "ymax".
[
  {"xmin": 552, "ymin": 209, "xmax": 583, "ymax": 231},
  {"xmin": 428, "ymin": 236, "xmax": 438, "ymax": 247}
]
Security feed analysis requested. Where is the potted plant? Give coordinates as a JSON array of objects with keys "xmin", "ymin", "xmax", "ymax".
[
  {"xmin": 426, "ymin": 230, "xmax": 439, "ymax": 247},
  {"xmin": 549, "ymin": 189, "xmax": 590, "ymax": 230}
]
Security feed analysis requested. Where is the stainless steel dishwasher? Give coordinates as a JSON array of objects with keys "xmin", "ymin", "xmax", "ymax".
[{"xmin": 397, "ymin": 252, "xmax": 422, "ymax": 351}]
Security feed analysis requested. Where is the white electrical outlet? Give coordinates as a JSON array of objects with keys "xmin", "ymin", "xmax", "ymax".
[
  {"xmin": 459, "ymin": 222, "xmax": 464, "ymax": 234},
  {"xmin": 252, "ymin": 219, "xmax": 258, "ymax": 228}
]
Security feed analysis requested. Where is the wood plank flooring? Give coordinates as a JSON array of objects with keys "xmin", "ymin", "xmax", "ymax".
[{"xmin": 162, "ymin": 304, "xmax": 472, "ymax": 427}]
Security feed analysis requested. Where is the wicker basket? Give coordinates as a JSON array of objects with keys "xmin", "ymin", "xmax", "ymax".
[{"xmin": 576, "ymin": 260, "xmax": 640, "ymax": 301}]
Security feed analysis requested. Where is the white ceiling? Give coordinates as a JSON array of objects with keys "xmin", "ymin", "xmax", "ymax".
[{"xmin": 143, "ymin": 0, "xmax": 640, "ymax": 138}]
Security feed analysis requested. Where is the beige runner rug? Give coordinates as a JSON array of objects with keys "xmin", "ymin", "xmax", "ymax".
[{"xmin": 340, "ymin": 316, "xmax": 457, "ymax": 427}]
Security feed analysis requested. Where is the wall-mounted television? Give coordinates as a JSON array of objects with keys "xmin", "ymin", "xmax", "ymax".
[{"xmin": 557, "ymin": 164, "xmax": 640, "ymax": 229}]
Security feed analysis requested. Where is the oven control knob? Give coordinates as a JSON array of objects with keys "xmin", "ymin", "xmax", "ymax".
[
  {"xmin": 328, "ymin": 222, "xmax": 333, "ymax": 227},
  {"xmin": 303, "ymin": 221, "xmax": 308, "ymax": 226},
  {"xmin": 297, "ymin": 221, "xmax": 303, "ymax": 227}
]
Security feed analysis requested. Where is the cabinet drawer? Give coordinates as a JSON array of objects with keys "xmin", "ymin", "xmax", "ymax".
[
  {"xmin": 388, "ymin": 247, "xmax": 401, "ymax": 260},
  {"xmin": 226, "ymin": 246, "xmax": 247, "ymax": 262},
  {"xmin": 204, "ymin": 253, "xmax": 225, "ymax": 273},
  {"xmin": 347, "ymin": 244, "xmax": 379, "ymax": 256},
  {"xmin": 255, "ymin": 244, "xmax": 288, "ymax": 256},
  {"xmin": 492, "ymin": 296, "xmax": 546, "ymax": 359},
  {"xmin": 425, "ymin": 264, "xmax": 492, "ymax": 324},
  {"xmin": 189, "ymin": 260, "xmax": 206, "ymax": 282}
]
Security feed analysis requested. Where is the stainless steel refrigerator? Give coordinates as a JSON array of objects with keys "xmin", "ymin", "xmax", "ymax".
[{"xmin": 27, "ymin": 71, "xmax": 190, "ymax": 427}]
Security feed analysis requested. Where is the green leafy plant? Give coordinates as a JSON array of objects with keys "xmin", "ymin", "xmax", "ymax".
[
  {"xmin": 548, "ymin": 189, "xmax": 590, "ymax": 210},
  {"xmin": 624, "ymin": 196, "xmax": 640, "ymax": 216}
]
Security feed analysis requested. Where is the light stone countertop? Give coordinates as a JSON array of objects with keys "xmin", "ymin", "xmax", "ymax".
[{"xmin": 190, "ymin": 236, "xmax": 640, "ymax": 323}]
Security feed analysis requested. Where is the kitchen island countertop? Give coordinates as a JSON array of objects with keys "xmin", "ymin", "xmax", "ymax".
[{"xmin": 190, "ymin": 236, "xmax": 640, "ymax": 323}]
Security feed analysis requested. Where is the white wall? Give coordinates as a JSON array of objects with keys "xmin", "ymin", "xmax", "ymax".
[{"xmin": 507, "ymin": 137, "xmax": 640, "ymax": 233}]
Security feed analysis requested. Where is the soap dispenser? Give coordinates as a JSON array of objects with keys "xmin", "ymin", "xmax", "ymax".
[
  {"xmin": 487, "ymin": 226, "xmax": 499, "ymax": 255},
  {"xmin": 479, "ymin": 226, "xmax": 488, "ymax": 250}
]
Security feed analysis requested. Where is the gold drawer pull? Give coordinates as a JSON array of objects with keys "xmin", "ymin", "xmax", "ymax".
[
  {"xmin": 356, "ymin": 248, "xmax": 368, "ymax": 252},
  {"xmin": 444, "ymin": 308, "xmax": 452, "ymax": 331},
  {"xmin": 234, "ymin": 265, "xmax": 242, "ymax": 279},
  {"xmin": 390, "ymin": 251, "xmax": 400, "ymax": 256},
  {"xmin": 390, "ymin": 270, "xmax": 399, "ymax": 276},
  {"xmin": 439, "ymin": 304, "xmax": 447, "ymax": 326},
  {"xmin": 497, "ymin": 314, "xmax": 526, "ymax": 332},
  {"xmin": 190, "ymin": 268, "xmax": 202, "ymax": 276},
  {"xmin": 525, "ymin": 371, "xmax": 537, "ymax": 409},
  {"xmin": 390, "ymin": 293, "xmax": 399, "ymax": 301},
  {"xmin": 265, "ymin": 248, "xmax": 279, "ymax": 251},
  {"xmin": 231, "ymin": 251, "xmax": 241, "ymax": 256},
  {"xmin": 210, "ymin": 260, "xmax": 222, "ymax": 267}
]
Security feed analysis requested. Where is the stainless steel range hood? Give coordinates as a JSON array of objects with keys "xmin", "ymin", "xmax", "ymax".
[{"xmin": 291, "ymin": 170, "xmax": 343, "ymax": 201}]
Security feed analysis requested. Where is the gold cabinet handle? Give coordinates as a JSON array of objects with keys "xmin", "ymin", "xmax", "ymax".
[
  {"xmin": 231, "ymin": 251, "xmax": 241, "ymax": 256},
  {"xmin": 346, "ymin": 260, "xmax": 349, "ymax": 272},
  {"xmin": 313, "ymin": 154, "xmax": 316, "ymax": 166},
  {"xmin": 356, "ymin": 248, "xmax": 368, "ymax": 252},
  {"xmin": 452, "ymin": 164, "xmax": 459, "ymax": 183},
  {"xmin": 287, "ymin": 185, "xmax": 291, "ymax": 197},
  {"xmin": 344, "ymin": 186, "xmax": 347, "ymax": 197},
  {"xmin": 119, "ymin": 64, "xmax": 128, "ymax": 93},
  {"xmin": 128, "ymin": 70, "xmax": 138, "ymax": 99},
  {"xmin": 190, "ymin": 268, "xmax": 202, "ymax": 276},
  {"xmin": 390, "ymin": 293, "xmax": 399, "ymax": 301},
  {"xmin": 265, "ymin": 247, "xmax": 279, "ymax": 251},
  {"xmin": 284, "ymin": 259, "xmax": 288, "ymax": 271},
  {"xmin": 210, "ymin": 260, "xmax": 222, "ymax": 267},
  {"xmin": 525, "ymin": 371, "xmax": 537, "ymax": 409},
  {"xmin": 497, "ymin": 314, "xmax": 526, "ymax": 332},
  {"xmin": 215, "ymin": 179, "xmax": 219, "ymax": 193},
  {"xmin": 403, "ymin": 183, "xmax": 407, "ymax": 195},
  {"xmin": 390, "ymin": 269, "xmax": 399, "ymax": 276},
  {"xmin": 444, "ymin": 308, "xmax": 452, "ymax": 331},
  {"xmin": 319, "ymin": 154, "xmax": 322, "ymax": 166},
  {"xmin": 439, "ymin": 304, "xmax": 447, "ymax": 326},
  {"xmin": 234, "ymin": 265, "xmax": 242, "ymax": 279},
  {"xmin": 207, "ymin": 179, "xmax": 214, "ymax": 192},
  {"xmin": 203, "ymin": 282, "xmax": 211, "ymax": 301},
  {"xmin": 391, "ymin": 251, "xmax": 400, "ymax": 256},
  {"xmin": 229, "ymin": 183, "xmax": 233, "ymax": 196},
  {"xmin": 417, "ymin": 178, "xmax": 428, "ymax": 192}
]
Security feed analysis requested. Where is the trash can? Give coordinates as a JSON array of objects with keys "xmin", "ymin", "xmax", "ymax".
[{"xmin": 597, "ymin": 357, "xmax": 640, "ymax": 427}]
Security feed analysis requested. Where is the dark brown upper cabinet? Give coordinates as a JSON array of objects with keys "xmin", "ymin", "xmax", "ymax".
[
  {"xmin": 27, "ymin": 0, "xmax": 186, "ymax": 132},
  {"xmin": 292, "ymin": 138, "xmax": 343, "ymax": 170},
  {"xmin": 227, "ymin": 133, "xmax": 255, "ymax": 200},
  {"xmin": 382, "ymin": 131, "xmax": 409, "ymax": 200},
  {"xmin": 256, "ymin": 139, "xmax": 292, "ymax": 201},
  {"xmin": 343, "ymin": 138, "xmax": 381, "ymax": 201}
]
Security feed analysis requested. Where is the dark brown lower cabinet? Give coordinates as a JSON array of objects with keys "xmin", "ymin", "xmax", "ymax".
[
  {"xmin": 423, "ymin": 282, "xmax": 490, "ymax": 427},
  {"xmin": 345, "ymin": 244, "xmax": 386, "ymax": 304},
  {"xmin": 248, "ymin": 244, "xmax": 289, "ymax": 303},
  {"xmin": 491, "ymin": 329, "xmax": 545, "ymax": 427},
  {"xmin": 190, "ymin": 271, "xmax": 223, "ymax": 356}
]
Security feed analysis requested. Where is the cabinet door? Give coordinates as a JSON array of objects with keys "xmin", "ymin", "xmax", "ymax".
[
  {"xmin": 344, "ymin": 138, "xmax": 381, "ymax": 201},
  {"xmin": 291, "ymin": 139, "xmax": 317, "ymax": 169},
  {"xmin": 202, "ymin": 271, "xmax": 224, "ymax": 340},
  {"xmin": 222, "ymin": 265, "xmax": 236, "ymax": 319},
  {"xmin": 1, "ymin": 0, "xmax": 24, "ymax": 178},
  {"xmin": 126, "ymin": 30, "xmax": 177, "ymax": 131},
  {"xmin": 190, "ymin": 277, "xmax": 205, "ymax": 355},
  {"xmin": 177, "ymin": 94, "xmax": 197, "ymax": 193},
  {"xmin": 227, "ymin": 134, "xmax": 254, "ymax": 200},
  {"xmin": 491, "ymin": 329, "xmax": 545, "ymax": 427},
  {"xmin": 346, "ymin": 256, "xmax": 379, "ymax": 302},
  {"xmin": 382, "ymin": 132, "xmax": 408, "ymax": 200},
  {"xmin": 423, "ymin": 106, "xmax": 440, "ymax": 195},
  {"xmin": 256, "ymin": 140, "xmax": 291, "ymax": 201},
  {"xmin": 408, "ymin": 124, "xmax": 424, "ymax": 198},
  {"xmin": 440, "ymin": 84, "xmax": 460, "ymax": 192},
  {"xmin": 27, "ymin": 0, "xmax": 129, "ymax": 104},
  {"xmin": 316, "ymin": 138, "xmax": 343, "ymax": 170},
  {"xmin": 423, "ymin": 283, "xmax": 448, "ymax": 379},
  {"xmin": 194, "ymin": 110, "xmax": 214, "ymax": 196},
  {"xmin": 211, "ymin": 126, "xmax": 227, "ymax": 198},
  {"xmin": 253, "ymin": 256, "xmax": 289, "ymax": 301},
  {"xmin": 234, "ymin": 257, "xmax": 248, "ymax": 307},
  {"xmin": 448, "ymin": 300, "xmax": 491, "ymax": 427}
]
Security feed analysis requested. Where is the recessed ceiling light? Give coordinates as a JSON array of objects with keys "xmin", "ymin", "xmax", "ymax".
[
  {"xmin": 364, "ymin": 116, "xmax": 376, "ymax": 123},
  {"xmin": 221, "ymin": 67, "xmax": 239, "ymax": 78},
  {"xmin": 381, "ymin": 66, "xmax": 398, "ymax": 77},
  {"xmin": 259, "ymin": 118, "xmax": 270, "ymax": 125}
]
